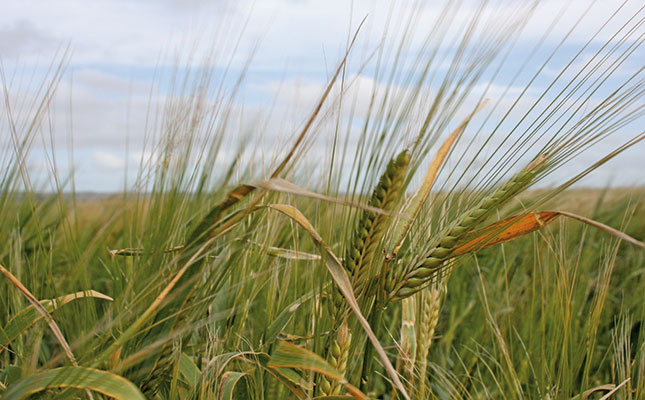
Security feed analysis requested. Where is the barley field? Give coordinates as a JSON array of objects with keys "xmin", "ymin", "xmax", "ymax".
[{"xmin": 1, "ymin": 1, "xmax": 645, "ymax": 399}]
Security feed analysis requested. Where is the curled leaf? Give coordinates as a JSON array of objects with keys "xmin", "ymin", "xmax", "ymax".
[
  {"xmin": 1, "ymin": 290, "xmax": 113, "ymax": 350},
  {"xmin": 218, "ymin": 371, "xmax": 248, "ymax": 400},
  {"xmin": 454, "ymin": 210, "xmax": 644, "ymax": 256}
]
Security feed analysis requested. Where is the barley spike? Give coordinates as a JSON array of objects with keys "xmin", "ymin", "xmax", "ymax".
[
  {"xmin": 416, "ymin": 284, "xmax": 443, "ymax": 399},
  {"xmin": 348, "ymin": 150, "xmax": 410, "ymax": 296},
  {"xmin": 390, "ymin": 155, "xmax": 546, "ymax": 301}
]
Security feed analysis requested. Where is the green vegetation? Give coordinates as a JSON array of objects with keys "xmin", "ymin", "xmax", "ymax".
[{"xmin": 1, "ymin": 3, "xmax": 645, "ymax": 399}]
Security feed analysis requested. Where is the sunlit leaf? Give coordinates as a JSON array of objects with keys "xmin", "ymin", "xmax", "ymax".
[
  {"xmin": 391, "ymin": 100, "xmax": 489, "ymax": 255},
  {"xmin": 454, "ymin": 212, "xmax": 560, "ymax": 255},
  {"xmin": 253, "ymin": 178, "xmax": 396, "ymax": 216}
]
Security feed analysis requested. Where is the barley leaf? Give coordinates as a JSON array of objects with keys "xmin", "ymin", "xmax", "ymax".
[
  {"xmin": 265, "ymin": 291, "xmax": 316, "ymax": 346},
  {"xmin": 252, "ymin": 178, "xmax": 397, "ymax": 217},
  {"xmin": 0, "ymin": 264, "xmax": 78, "ymax": 366},
  {"xmin": 269, "ymin": 341, "xmax": 368, "ymax": 400},
  {"xmin": 218, "ymin": 371, "xmax": 248, "ymax": 400},
  {"xmin": 179, "ymin": 353, "xmax": 201, "ymax": 389},
  {"xmin": 1, "ymin": 367, "xmax": 145, "ymax": 400},
  {"xmin": 1, "ymin": 290, "xmax": 113, "ymax": 349}
]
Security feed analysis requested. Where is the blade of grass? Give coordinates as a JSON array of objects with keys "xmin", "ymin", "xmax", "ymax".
[
  {"xmin": 1, "ymin": 290, "xmax": 113, "ymax": 350},
  {"xmin": 598, "ymin": 378, "xmax": 630, "ymax": 400},
  {"xmin": 252, "ymin": 178, "xmax": 399, "ymax": 217},
  {"xmin": 91, "ymin": 240, "xmax": 211, "ymax": 368}
]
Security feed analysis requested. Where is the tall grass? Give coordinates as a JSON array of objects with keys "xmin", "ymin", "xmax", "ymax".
[{"xmin": 1, "ymin": 1, "xmax": 644, "ymax": 399}]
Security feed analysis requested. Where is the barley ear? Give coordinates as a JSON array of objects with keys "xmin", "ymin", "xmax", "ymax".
[
  {"xmin": 330, "ymin": 150, "xmax": 409, "ymax": 395},
  {"xmin": 390, "ymin": 155, "xmax": 547, "ymax": 300},
  {"xmin": 416, "ymin": 283, "xmax": 444, "ymax": 399},
  {"xmin": 347, "ymin": 150, "xmax": 410, "ymax": 297},
  {"xmin": 399, "ymin": 295, "xmax": 417, "ymax": 394},
  {"xmin": 320, "ymin": 318, "xmax": 352, "ymax": 396}
]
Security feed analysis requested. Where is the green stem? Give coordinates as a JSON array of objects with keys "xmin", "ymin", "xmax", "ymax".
[{"xmin": 360, "ymin": 302, "xmax": 385, "ymax": 393}]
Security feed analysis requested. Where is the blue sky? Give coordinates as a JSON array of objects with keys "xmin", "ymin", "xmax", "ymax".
[{"xmin": 1, "ymin": 0, "xmax": 643, "ymax": 192}]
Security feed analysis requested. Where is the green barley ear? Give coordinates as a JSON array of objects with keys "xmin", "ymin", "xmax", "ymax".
[
  {"xmin": 389, "ymin": 155, "xmax": 547, "ymax": 300},
  {"xmin": 399, "ymin": 295, "xmax": 417, "ymax": 394},
  {"xmin": 327, "ymin": 149, "xmax": 411, "ymax": 320},
  {"xmin": 415, "ymin": 283, "xmax": 444, "ymax": 399},
  {"xmin": 319, "ymin": 318, "xmax": 352, "ymax": 396},
  {"xmin": 347, "ymin": 150, "xmax": 410, "ymax": 296}
]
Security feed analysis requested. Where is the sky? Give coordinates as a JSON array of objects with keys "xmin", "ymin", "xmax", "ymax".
[{"xmin": 1, "ymin": 0, "xmax": 643, "ymax": 192}]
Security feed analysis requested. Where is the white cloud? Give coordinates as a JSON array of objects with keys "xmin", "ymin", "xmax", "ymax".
[
  {"xmin": 93, "ymin": 150, "xmax": 125, "ymax": 170},
  {"xmin": 0, "ymin": 19, "xmax": 59, "ymax": 59},
  {"xmin": 2, "ymin": 0, "xmax": 637, "ymax": 68}
]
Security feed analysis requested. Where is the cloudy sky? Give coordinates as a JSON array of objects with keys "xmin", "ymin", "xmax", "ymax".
[{"xmin": 1, "ymin": 0, "xmax": 643, "ymax": 192}]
